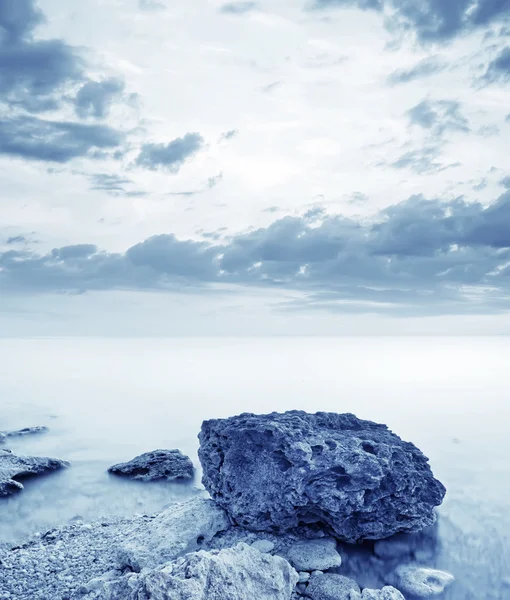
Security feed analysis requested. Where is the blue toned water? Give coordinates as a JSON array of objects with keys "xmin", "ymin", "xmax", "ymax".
[{"xmin": 0, "ymin": 337, "xmax": 509, "ymax": 598}]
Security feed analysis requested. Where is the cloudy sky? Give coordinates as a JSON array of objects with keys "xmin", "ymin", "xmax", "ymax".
[{"xmin": 1, "ymin": 0, "xmax": 509, "ymax": 335}]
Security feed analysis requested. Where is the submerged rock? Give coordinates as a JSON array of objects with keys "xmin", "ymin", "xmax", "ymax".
[
  {"xmin": 108, "ymin": 449, "xmax": 194, "ymax": 482},
  {"xmin": 84, "ymin": 543, "xmax": 299, "ymax": 600},
  {"xmin": 0, "ymin": 448, "xmax": 69, "ymax": 497},
  {"xmin": 0, "ymin": 426, "xmax": 49, "ymax": 441},
  {"xmin": 199, "ymin": 411, "xmax": 446, "ymax": 542},
  {"xmin": 390, "ymin": 565, "xmax": 455, "ymax": 597}
]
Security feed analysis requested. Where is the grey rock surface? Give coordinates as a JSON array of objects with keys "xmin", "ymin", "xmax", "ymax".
[
  {"xmin": 83, "ymin": 543, "xmax": 299, "ymax": 600},
  {"xmin": 0, "ymin": 449, "xmax": 69, "ymax": 497},
  {"xmin": 108, "ymin": 449, "xmax": 194, "ymax": 481},
  {"xmin": 305, "ymin": 573, "xmax": 361, "ymax": 600},
  {"xmin": 199, "ymin": 411, "xmax": 446, "ymax": 542},
  {"xmin": 287, "ymin": 537, "xmax": 342, "ymax": 571},
  {"xmin": 390, "ymin": 565, "xmax": 455, "ymax": 597},
  {"xmin": 0, "ymin": 426, "xmax": 49, "ymax": 441},
  {"xmin": 361, "ymin": 587, "xmax": 405, "ymax": 599}
]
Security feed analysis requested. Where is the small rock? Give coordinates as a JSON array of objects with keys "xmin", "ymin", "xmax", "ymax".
[
  {"xmin": 287, "ymin": 538, "xmax": 342, "ymax": 572},
  {"xmin": 299, "ymin": 572, "xmax": 311, "ymax": 583},
  {"xmin": 108, "ymin": 449, "xmax": 194, "ymax": 482},
  {"xmin": 251, "ymin": 539, "xmax": 275, "ymax": 553},
  {"xmin": 361, "ymin": 587, "xmax": 405, "ymax": 599},
  {"xmin": 0, "ymin": 426, "xmax": 49, "ymax": 440},
  {"xmin": 391, "ymin": 565, "xmax": 454, "ymax": 597},
  {"xmin": 0, "ymin": 449, "xmax": 69, "ymax": 497},
  {"xmin": 305, "ymin": 573, "xmax": 360, "ymax": 600}
]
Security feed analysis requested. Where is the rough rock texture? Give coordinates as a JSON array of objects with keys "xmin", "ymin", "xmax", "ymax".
[
  {"xmin": 0, "ymin": 426, "xmax": 49, "ymax": 441},
  {"xmin": 361, "ymin": 587, "xmax": 405, "ymax": 599},
  {"xmin": 286, "ymin": 538, "xmax": 342, "ymax": 571},
  {"xmin": 305, "ymin": 573, "xmax": 361, "ymax": 600},
  {"xmin": 84, "ymin": 543, "xmax": 299, "ymax": 600},
  {"xmin": 199, "ymin": 411, "xmax": 446, "ymax": 542},
  {"xmin": 108, "ymin": 449, "xmax": 194, "ymax": 482},
  {"xmin": 390, "ymin": 565, "xmax": 455, "ymax": 597},
  {"xmin": 0, "ymin": 449, "xmax": 69, "ymax": 497},
  {"xmin": 0, "ymin": 498, "xmax": 228, "ymax": 600}
]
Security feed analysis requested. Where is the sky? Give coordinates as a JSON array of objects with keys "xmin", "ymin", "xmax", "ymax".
[{"xmin": 0, "ymin": 0, "xmax": 509, "ymax": 335}]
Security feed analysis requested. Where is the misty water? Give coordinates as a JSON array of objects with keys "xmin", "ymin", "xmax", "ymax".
[{"xmin": 1, "ymin": 337, "xmax": 509, "ymax": 599}]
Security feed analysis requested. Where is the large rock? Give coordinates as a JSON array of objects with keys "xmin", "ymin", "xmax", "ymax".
[
  {"xmin": 0, "ymin": 449, "xmax": 69, "ymax": 497},
  {"xmin": 199, "ymin": 411, "xmax": 446, "ymax": 542},
  {"xmin": 108, "ymin": 449, "xmax": 194, "ymax": 482},
  {"xmin": 83, "ymin": 543, "xmax": 299, "ymax": 600}
]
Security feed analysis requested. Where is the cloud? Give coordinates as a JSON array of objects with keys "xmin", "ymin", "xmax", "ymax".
[
  {"xmin": 500, "ymin": 175, "xmax": 510, "ymax": 188},
  {"xmin": 387, "ymin": 56, "xmax": 447, "ymax": 85},
  {"xmin": 219, "ymin": 2, "xmax": 258, "ymax": 15},
  {"xmin": 0, "ymin": 116, "xmax": 124, "ymax": 162},
  {"xmin": 88, "ymin": 173, "xmax": 147, "ymax": 197},
  {"xmin": 311, "ymin": 0, "xmax": 510, "ymax": 43},
  {"xmin": 6, "ymin": 235, "xmax": 28, "ymax": 245},
  {"xmin": 75, "ymin": 78, "xmax": 125, "ymax": 119},
  {"xmin": 221, "ymin": 129, "xmax": 238, "ymax": 140},
  {"xmin": 0, "ymin": 1, "xmax": 84, "ymax": 114},
  {"xmin": 482, "ymin": 46, "xmax": 510, "ymax": 84},
  {"xmin": 2, "ymin": 192, "xmax": 510, "ymax": 315},
  {"xmin": 391, "ymin": 146, "xmax": 459, "ymax": 174},
  {"xmin": 207, "ymin": 173, "xmax": 223, "ymax": 188},
  {"xmin": 407, "ymin": 99, "xmax": 470, "ymax": 135},
  {"xmin": 135, "ymin": 132, "xmax": 204, "ymax": 171},
  {"xmin": 139, "ymin": 0, "xmax": 166, "ymax": 10}
]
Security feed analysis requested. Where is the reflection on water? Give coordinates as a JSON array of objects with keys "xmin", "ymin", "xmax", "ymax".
[{"xmin": 1, "ymin": 337, "xmax": 509, "ymax": 598}]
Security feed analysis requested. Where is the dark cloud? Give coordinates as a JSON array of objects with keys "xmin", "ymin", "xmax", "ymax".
[
  {"xmin": 0, "ymin": 0, "xmax": 44, "ymax": 43},
  {"xmin": 482, "ymin": 46, "xmax": 510, "ymax": 84},
  {"xmin": 219, "ymin": 2, "xmax": 258, "ymax": 14},
  {"xmin": 88, "ymin": 173, "xmax": 147, "ymax": 197},
  {"xmin": 387, "ymin": 56, "xmax": 447, "ymax": 85},
  {"xmin": 75, "ymin": 78, "xmax": 125, "ymax": 119},
  {"xmin": 311, "ymin": 0, "xmax": 510, "ymax": 43},
  {"xmin": 135, "ymin": 133, "xmax": 204, "ymax": 171},
  {"xmin": 6, "ymin": 235, "xmax": 28, "ymax": 245},
  {"xmin": 407, "ymin": 99, "xmax": 470, "ymax": 135},
  {"xmin": 0, "ymin": 116, "xmax": 124, "ymax": 162},
  {"xmin": 391, "ymin": 146, "xmax": 459, "ymax": 174},
  {"xmin": 0, "ymin": 27, "xmax": 83, "ymax": 113},
  {"xmin": 2, "ymin": 192, "xmax": 510, "ymax": 315}
]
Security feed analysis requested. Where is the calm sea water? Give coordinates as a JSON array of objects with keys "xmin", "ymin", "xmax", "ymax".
[{"xmin": 0, "ymin": 337, "xmax": 509, "ymax": 598}]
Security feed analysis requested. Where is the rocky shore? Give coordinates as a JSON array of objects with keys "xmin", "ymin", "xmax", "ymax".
[{"xmin": 0, "ymin": 411, "xmax": 455, "ymax": 600}]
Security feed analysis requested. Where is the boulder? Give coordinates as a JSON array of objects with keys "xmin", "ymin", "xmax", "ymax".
[
  {"xmin": 0, "ymin": 448, "xmax": 69, "ymax": 497},
  {"xmin": 390, "ymin": 565, "xmax": 455, "ymax": 597},
  {"xmin": 286, "ymin": 538, "xmax": 342, "ymax": 571},
  {"xmin": 305, "ymin": 573, "xmax": 361, "ymax": 600},
  {"xmin": 108, "ymin": 449, "xmax": 194, "ymax": 482},
  {"xmin": 83, "ymin": 543, "xmax": 299, "ymax": 600},
  {"xmin": 198, "ymin": 411, "xmax": 446, "ymax": 542}
]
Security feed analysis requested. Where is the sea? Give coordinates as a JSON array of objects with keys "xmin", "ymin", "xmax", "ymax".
[{"xmin": 0, "ymin": 337, "xmax": 509, "ymax": 599}]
